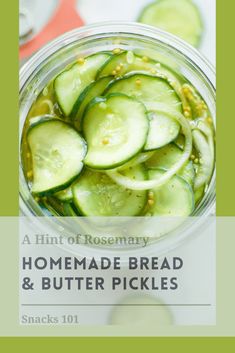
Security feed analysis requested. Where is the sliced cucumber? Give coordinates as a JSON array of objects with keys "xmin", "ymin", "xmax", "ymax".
[
  {"xmin": 194, "ymin": 184, "xmax": 205, "ymax": 204},
  {"xmin": 72, "ymin": 76, "xmax": 112, "ymax": 130},
  {"xmin": 28, "ymin": 119, "xmax": 87, "ymax": 195},
  {"xmin": 72, "ymin": 166, "xmax": 147, "ymax": 216},
  {"xmin": 97, "ymin": 51, "xmax": 147, "ymax": 78},
  {"xmin": 145, "ymin": 111, "xmax": 180, "ymax": 151},
  {"xmin": 98, "ymin": 51, "xmax": 189, "ymax": 110},
  {"xmin": 148, "ymin": 168, "xmax": 194, "ymax": 216},
  {"xmin": 182, "ymin": 83, "xmax": 208, "ymax": 118},
  {"xmin": 42, "ymin": 197, "xmax": 78, "ymax": 216},
  {"xmin": 138, "ymin": 0, "xmax": 203, "ymax": 48},
  {"xmin": 105, "ymin": 73, "xmax": 182, "ymax": 112},
  {"xmin": 145, "ymin": 143, "xmax": 195, "ymax": 186},
  {"xmin": 54, "ymin": 186, "xmax": 73, "ymax": 202},
  {"xmin": 117, "ymin": 151, "xmax": 155, "ymax": 171},
  {"xmin": 82, "ymin": 94, "xmax": 149, "ymax": 169},
  {"xmin": 110, "ymin": 295, "xmax": 173, "ymax": 325},
  {"xmin": 192, "ymin": 129, "xmax": 214, "ymax": 189},
  {"xmin": 54, "ymin": 53, "xmax": 110, "ymax": 116},
  {"xmin": 63, "ymin": 202, "xmax": 79, "ymax": 217},
  {"xmin": 98, "ymin": 51, "xmax": 178, "ymax": 81},
  {"xmin": 40, "ymin": 197, "xmax": 64, "ymax": 216}
]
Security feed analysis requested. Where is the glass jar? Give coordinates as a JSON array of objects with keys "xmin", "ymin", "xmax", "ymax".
[{"xmin": 19, "ymin": 22, "xmax": 216, "ymax": 256}]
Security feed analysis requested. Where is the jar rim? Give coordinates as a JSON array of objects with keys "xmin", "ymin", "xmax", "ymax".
[{"xmin": 20, "ymin": 21, "xmax": 215, "ymax": 88}]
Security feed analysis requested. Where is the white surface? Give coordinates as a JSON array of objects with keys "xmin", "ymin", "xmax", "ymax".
[
  {"xmin": 19, "ymin": 0, "xmax": 216, "ymax": 65},
  {"xmin": 20, "ymin": 0, "xmax": 58, "ymax": 38},
  {"xmin": 77, "ymin": 0, "xmax": 216, "ymax": 65}
]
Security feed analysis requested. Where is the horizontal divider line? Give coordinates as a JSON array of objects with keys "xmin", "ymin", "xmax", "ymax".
[{"xmin": 21, "ymin": 303, "xmax": 212, "ymax": 307}]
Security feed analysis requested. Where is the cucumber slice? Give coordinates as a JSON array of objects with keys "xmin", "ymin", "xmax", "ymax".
[
  {"xmin": 182, "ymin": 83, "xmax": 208, "ymax": 119},
  {"xmin": 72, "ymin": 76, "xmax": 112, "ymax": 130},
  {"xmin": 54, "ymin": 186, "xmax": 73, "ymax": 202},
  {"xmin": 194, "ymin": 184, "xmax": 205, "ymax": 204},
  {"xmin": 98, "ymin": 51, "xmax": 187, "ymax": 108},
  {"xmin": 105, "ymin": 73, "xmax": 182, "ymax": 112},
  {"xmin": 110, "ymin": 295, "xmax": 173, "ymax": 325},
  {"xmin": 40, "ymin": 197, "xmax": 63, "ymax": 217},
  {"xmin": 138, "ymin": 0, "xmax": 203, "ymax": 48},
  {"xmin": 192, "ymin": 129, "xmax": 214, "ymax": 189},
  {"xmin": 28, "ymin": 119, "xmax": 87, "ymax": 195},
  {"xmin": 54, "ymin": 53, "xmax": 110, "ymax": 116},
  {"xmin": 98, "ymin": 51, "xmax": 179, "ymax": 82},
  {"xmin": 145, "ymin": 143, "xmax": 195, "ymax": 186},
  {"xmin": 144, "ymin": 111, "xmax": 180, "ymax": 151},
  {"xmin": 82, "ymin": 94, "xmax": 149, "ymax": 169},
  {"xmin": 72, "ymin": 166, "xmax": 147, "ymax": 216},
  {"xmin": 42, "ymin": 197, "xmax": 78, "ymax": 216},
  {"xmin": 63, "ymin": 202, "xmax": 79, "ymax": 217},
  {"xmin": 107, "ymin": 108, "xmax": 192, "ymax": 191},
  {"xmin": 117, "ymin": 151, "xmax": 155, "ymax": 171},
  {"xmin": 148, "ymin": 168, "xmax": 194, "ymax": 216}
]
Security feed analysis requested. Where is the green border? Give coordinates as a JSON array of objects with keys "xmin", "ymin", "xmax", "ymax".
[
  {"xmin": 0, "ymin": 337, "xmax": 235, "ymax": 351},
  {"xmin": 216, "ymin": 0, "xmax": 234, "ymax": 215},
  {"xmin": 0, "ymin": 0, "xmax": 19, "ymax": 216}
]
